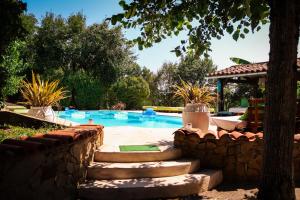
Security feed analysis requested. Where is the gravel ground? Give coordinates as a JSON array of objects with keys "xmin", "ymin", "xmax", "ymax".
[{"xmin": 149, "ymin": 183, "xmax": 300, "ymax": 200}]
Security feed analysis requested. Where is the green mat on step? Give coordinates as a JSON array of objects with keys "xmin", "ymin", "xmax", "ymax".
[{"xmin": 119, "ymin": 145, "xmax": 160, "ymax": 152}]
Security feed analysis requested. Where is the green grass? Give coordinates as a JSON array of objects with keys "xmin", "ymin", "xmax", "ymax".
[
  {"xmin": 119, "ymin": 145, "xmax": 160, "ymax": 152},
  {"xmin": 0, "ymin": 125, "xmax": 56, "ymax": 142}
]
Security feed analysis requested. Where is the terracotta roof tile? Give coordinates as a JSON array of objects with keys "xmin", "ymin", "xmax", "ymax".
[
  {"xmin": 0, "ymin": 126, "xmax": 104, "ymax": 154},
  {"xmin": 26, "ymin": 137, "xmax": 62, "ymax": 146},
  {"xmin": 229, "ymin": 131, "xmax": 243, "ymax": 140},
  {"xmin": 175, "ymin": 128, "xmax": 218, "ymax": 139},
  {"xmin": 174, "ymin": 128, "xmax": 266, "ymax": 142},
  {"xmin": 43, "ymin": 133, "xmax": 75, "ymax": 143},
  {"xmin": 218, "ymin": 130, "xmax": 229, "ymax": 138},
  {"xmin": 244, "ymin": 132, "xmax": 256, "ymax": 141},
  {"xmin": 219, "ymin": 133, "xmax": 232, "ymax": 142},
  {"xmin": 208, "ymin": 58, "xmax": 300, "ymax": 77},
  {"xmin": 295, "ymin": 134, "xmax": 300, "ymax": 142},
  {"xmin": 256, "ymin": 132, "xmax": 264, "ymax": 139},
  {"xmin": 2, "ymin": 139, "xmax": 45, "ymax": 151}
]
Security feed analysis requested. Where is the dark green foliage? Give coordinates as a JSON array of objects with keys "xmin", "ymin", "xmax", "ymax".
[
  {"xmin": 61, "ymin": 70, "xmax": 104, "ymax": 110},
  {"xmin": 0, "ymin": 0, "xmax": 27, "ymax": 56},
  {"xmin": 152, "ymin": 62, "xmax": 180, "ymax": 106},
  {"xmin": 177, "ymin": 55, "xmax": 217, "ymax": 85},
  {"xmin": 110, "ymin": 0, "xmax": 269, "ymax": 57},
  {"xmin": 21, "ymin": 13, "xmax": 139, "ymax": 109},
  {"xmin": 230, "ymin": 57, "xmax": 251, "ymax": 64},
  {"xmin": 0, "ymin": 40, "xmax": 28, "ymax": 100},
  {"xmin": 21, "ymin": 13, "xmax": 38, "ymax": 37},
  {"xmin": 0, "ymin": 0, "xmax": 27, "ymax": 101},
  {"xmin": 109, "ymin": 76, "xmax": 150, "ymax": 109},
  {"xmin": 151, "ymin": 57, "xmax": 216, "ymax": 106},
  {"xmin": 224, "ymin": 84, "xmax": 260, "ymax": 111}
]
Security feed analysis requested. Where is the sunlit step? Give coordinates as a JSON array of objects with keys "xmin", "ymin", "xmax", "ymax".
[
  {"xmin": 87, "ymin": 159, "xmax": 200, "ymax": 180},
  {"xmin": 79, "ymin": 170, "xmax": 223, "ymax": 200}
]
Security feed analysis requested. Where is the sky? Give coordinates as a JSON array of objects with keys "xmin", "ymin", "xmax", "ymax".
[{"xmin": 23, "ymin": 0, "xmax": 298, "ymax": 72}]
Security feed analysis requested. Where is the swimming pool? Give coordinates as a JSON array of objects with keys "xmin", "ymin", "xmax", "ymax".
[{"xmin": 57, "ymin": 110, "xmax": 183, "ymax": 128}]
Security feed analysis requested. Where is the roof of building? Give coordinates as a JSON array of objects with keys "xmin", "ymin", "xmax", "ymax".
[{"xmin": 207, "ymin": 58, "xmax": 300, "ymax": 79}]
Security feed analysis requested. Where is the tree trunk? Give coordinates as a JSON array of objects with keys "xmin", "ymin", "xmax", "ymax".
[{"xmin": 258, "ymin": 0, "xmax": 299, "ymax": 199}]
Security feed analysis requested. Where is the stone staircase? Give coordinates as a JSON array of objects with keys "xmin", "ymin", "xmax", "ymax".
[{"xmin": 78, "ymin": 144, "xmax": 223, "ymax": 200}]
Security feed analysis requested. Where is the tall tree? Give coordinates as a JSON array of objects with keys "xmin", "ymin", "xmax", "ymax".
[
  {"xmin": 258, "ymin": 0, "xmax": 299, "ymax": 199},
  {"xmin": 0, "ymin": 0, "xmax": 26, "ymax": 56},
  {"xmin": 33, "ymin": 13, "xmax": 67, "ymax": 75},
  {"xmin": 177, "ymin": 55, "xmax": 216, "ymax": 85},
  {"xmin": 154, "ymin": 62, "xmax": 179, "ymax": 106},
  {"xmin": 27, "ymin": 13, "xmax": 138, "ymax": 109},
  {"xmin": 0, "ymin": 40, "xmax": 28, "ymax": 99},
  {"xmin": 110, "ymin": 0, "xmax": 300, "ymax": 198},
  {"xmin": 0, "ymin": 0, "xmax": 27, "ymax": 102}
]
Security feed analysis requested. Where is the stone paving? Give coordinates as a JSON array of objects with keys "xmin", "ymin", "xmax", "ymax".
[{"xmin": 103, "ymin": 126, "xmax": 177, "ymax": 147}]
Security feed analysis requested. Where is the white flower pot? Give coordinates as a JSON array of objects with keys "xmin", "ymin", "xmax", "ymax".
[
  {"xmin": 27, "ymin": 106, "xmax": 56, "ymax": 121},
  {"xmin": 182, "ymin": 103, "xmax": 210, "ymax": 132}
]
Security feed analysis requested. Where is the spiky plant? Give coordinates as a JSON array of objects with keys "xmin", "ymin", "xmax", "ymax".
[
  {"xmin": 20, "ymin": 72, "xmax": 68, "ymax": 107},
  {"xmin": 173, "ymin": 79, "xmax": 215, "ymax": 106}
]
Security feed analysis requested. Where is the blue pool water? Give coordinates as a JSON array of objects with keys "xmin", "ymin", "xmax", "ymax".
[{"xmin": 57, "ymin": 110, "xmax": 183, "ymax": 128}]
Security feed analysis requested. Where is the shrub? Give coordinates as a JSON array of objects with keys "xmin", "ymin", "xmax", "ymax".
[
  {"xmin": 0, "ymin": 40, "xmax": 28, "ymax": 101},
  {"xmin": 20, "ymin": 72, "xmax": 68, "ymax": 107},
  {"xmin": 109, "ymin": 76, "xmax": 150, "ymax": 109},
  {"xmin": 173, "ymin": 79, "xmax": 215, "ymax": 106},
  {"xmin": 62, "ymin": 70, "xmax": 105, "ymax": 109}
]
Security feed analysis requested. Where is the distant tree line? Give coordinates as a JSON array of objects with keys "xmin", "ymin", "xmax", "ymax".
[{"xmin": 0, "ymin": 12, "xmax": 216, "ymax": 109}]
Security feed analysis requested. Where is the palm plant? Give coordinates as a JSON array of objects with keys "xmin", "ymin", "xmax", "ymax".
[
  {"xmin": 173, "ymin": 79, "xmax": 215, "ymax": 107},
  {"xmin": 20, "ymin": 72, "xmax": 68, "ymax": 107}
]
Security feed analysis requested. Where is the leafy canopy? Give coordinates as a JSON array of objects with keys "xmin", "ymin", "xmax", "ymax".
[
  {"xmin": 0, "ymin": 0, "xmax": 27, "ymax": 56},
  {"xmin": 151, "ymin": 57, "xmax": 216, "ymax": 106},
  {"xmin": 0, "ymin": 40, "xmax": 28, "ymax": 99},
  {"xmin": 109, "ymin": 76, "xmax": 150, "ymax": 109},
  {"xmin": 110, "ymin": 0, "xmax": 269, "ymax": 56}
]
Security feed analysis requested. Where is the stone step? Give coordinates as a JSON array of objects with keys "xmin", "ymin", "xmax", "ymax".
[
  {"xmin": 94, "ymin": 145, "xmax": 182, "ymax": 163},
  {"xmin": 87, "ymin": 159, "xmax": 200, "ymax": 180},
  {"xmin": 78, "ymin": 169, "xmax": 223, "ymax": 200}
]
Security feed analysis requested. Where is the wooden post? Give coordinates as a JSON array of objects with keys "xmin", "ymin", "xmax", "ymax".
[{"xmin": 217, "ymin": 79, "xmax": 224, "ymax": 112}]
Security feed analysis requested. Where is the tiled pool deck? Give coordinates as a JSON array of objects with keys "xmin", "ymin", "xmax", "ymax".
[{"xmin": 102, "ymin": 127, "xmax": 177, "ymax": 152}]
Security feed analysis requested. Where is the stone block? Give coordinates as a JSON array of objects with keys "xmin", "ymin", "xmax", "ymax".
[
  {"xmin": 214, "ymin": 146, "xmax": 227, "ymax": 155},
  {"xmin": 197, "ymin": 142, "xmax": 206, "ymax": 150},
  {"xmin": 206, "ymin": 142, "xmax": 217, "ymax": 149},
  {"xmin": 0, "ymin": 126, "xmax": 104, "ymax": 199}
]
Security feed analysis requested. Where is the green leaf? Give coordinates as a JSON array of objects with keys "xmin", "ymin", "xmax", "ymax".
[
  {"xmin": 226, "ymin": 26, "xmax": 234, "ymax": 34},
  {"xmin": 244, "ymin": 21, "xmax": 250, "ymax": 26},
  {"xmin": 119, "ymin": 0, "xmax": 126, "ymax": 8},
  {"xmin": 240, "ymin": 33, "xmax": 245, "ymax": 39},
  {"xmin": 232, "ymin": 30, "xmax": 240, "ymax": 41},
  {"xmin": 155, "ymin": 38, "xmax": 161, "ymax": 43},
  {"xmin": 243, "ymin": 28, "xmax": 249, "ymax": 34},
  {"xmin": 175, "ymin": 49, "xmax": 181, "ymax": 57},
  {"xmin": 256, "ymin": 26, "xmax": 261, "ymax": 31},
  {"xmin": 111, "ymin": 16, "xmax": 117, "ymax": 25},
  {"xmin": 138, "ymin": 45, "xmax": 143, "ymax": 50},
  {"xmin": 230, "ymin": 57, "xmax": 251, "ymax": 64}
]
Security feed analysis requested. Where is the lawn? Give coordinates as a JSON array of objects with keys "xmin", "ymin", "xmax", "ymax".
[{"xmin": 0, "ymin": 125, "xmax": 56, "ymax": 142}]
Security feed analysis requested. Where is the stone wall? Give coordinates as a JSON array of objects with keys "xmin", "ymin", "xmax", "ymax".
[
  {"xmin": 0, "ymin": 124, "xmax": 104, "ymax": 200},
  {"xmin": 174, "ymin": 129, "xmax": 300, "ymax": 183}
]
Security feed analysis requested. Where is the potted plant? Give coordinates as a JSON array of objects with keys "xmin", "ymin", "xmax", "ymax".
[
  {"xmin": 173, "ymin": 80, "xmax": 215, "ymax": 132},
  {"xmin": 20, "ymin": 72, "xmax": 68, "ymax": 121}
]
